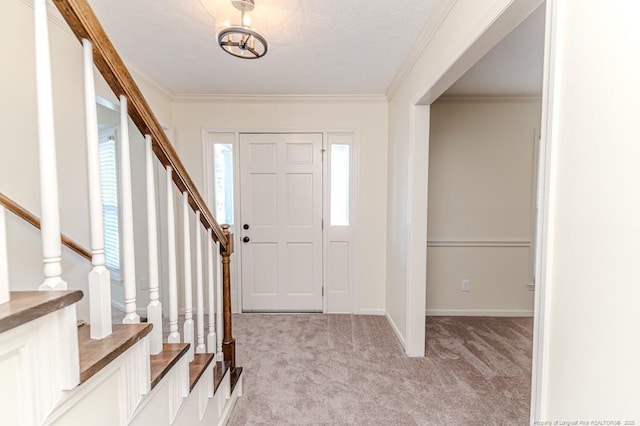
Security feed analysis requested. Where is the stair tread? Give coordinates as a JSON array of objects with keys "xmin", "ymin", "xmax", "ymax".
[
  {"xmin": 78, "ymin": 323, "xmax": 152, "ymax": 384},
  {"xmin": 189, "ymin": 353, "xmax": 215, "ymax": 391},
  {"xmin": 0, "ymin": 290, "xmax": 83, "ymax": 334},
  {"xmin": 150, "ymin": 343, "xmax": 190, "ymax": 389}
]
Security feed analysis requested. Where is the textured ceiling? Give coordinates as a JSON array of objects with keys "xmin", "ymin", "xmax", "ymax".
[
  {"xmin": 87, "ymin": 0, "xmax": 442, "ymax": 95},
  {"xmin": 445, "ymin": 4, "xmax": 545, "ymax": 96}
]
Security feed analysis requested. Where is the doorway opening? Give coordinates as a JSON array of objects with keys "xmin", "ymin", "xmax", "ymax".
[{"xmin": 424, "ymin": 4, "xmax": 545, "ymax": 421}]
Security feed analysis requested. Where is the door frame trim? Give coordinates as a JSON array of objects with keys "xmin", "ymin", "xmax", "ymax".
[{"xmin": 202, "ymin": 128, "xmax": 360, "ymax": 314}]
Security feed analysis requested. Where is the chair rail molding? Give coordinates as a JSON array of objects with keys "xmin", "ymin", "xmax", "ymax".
[{"xmin": 427, "ymin": 238, "xmax": 531, "ymax": 248}]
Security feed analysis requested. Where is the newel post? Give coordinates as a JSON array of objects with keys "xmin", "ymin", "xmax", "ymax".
[{"xmin": 220, "ymin": 224, "xmax": 235, "ymax": 367}]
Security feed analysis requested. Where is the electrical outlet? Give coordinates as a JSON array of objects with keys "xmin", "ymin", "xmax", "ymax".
[{"xmin": 462, "ymin": 279, "xmax": 470, "ymax": 292}]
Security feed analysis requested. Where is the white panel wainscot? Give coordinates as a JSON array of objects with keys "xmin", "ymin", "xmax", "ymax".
[
  {"xmin": 0, "ymin": 306, "xmax": 79, "ymax": 426},
  {"xmin": 173, "ymin": 363, "xmax": 217, "ymax": 426},
  {"xmin": 45, "ymin": 335, "xmax": 151, "ymax": 425},
  {"xmin": 129, "ymin": 354, "xmax": 189, "ymax": 426},
  {"xmin": 50, "ymin": 374, "xmax": 122, "ymax": 426}
]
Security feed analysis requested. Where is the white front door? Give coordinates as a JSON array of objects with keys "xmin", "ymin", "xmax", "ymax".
[{"xmin": 239, "ymin": 133, "xmax": 323, "ymax": 312}]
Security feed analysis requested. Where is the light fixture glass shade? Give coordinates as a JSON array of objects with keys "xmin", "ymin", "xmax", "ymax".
[{"xmin": 218, "ymin": 26, "xmax": 268, "ymax": 59}]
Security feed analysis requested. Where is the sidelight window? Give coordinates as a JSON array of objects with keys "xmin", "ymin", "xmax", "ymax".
[
  {"xmin": 330, "ymin": 144, "xmax": 350, "ymax": 226},
  {"xmin": 213, "ymin": 143, "xmax": 235, "ymax": 225}
]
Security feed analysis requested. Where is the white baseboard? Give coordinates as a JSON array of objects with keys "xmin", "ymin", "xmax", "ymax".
[
  {"xmin": 426, "ymin": 309, "xmax": 534, "ymax": 317},
  {"xmin": 357, "ymin": 308, "xmax": 385, "ymax": 316},
  {"xmin": 384, "ymin": 311, "xmax": 407, "ymax": 349},
  {"xmin": 111, "ymin": 300, "xmax": 148, "ymax": 317}
]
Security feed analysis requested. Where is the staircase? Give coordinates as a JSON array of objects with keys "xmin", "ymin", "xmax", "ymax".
[{"xmin": 0, "ymin": 0, "xmax": 242, "ymax": 424}]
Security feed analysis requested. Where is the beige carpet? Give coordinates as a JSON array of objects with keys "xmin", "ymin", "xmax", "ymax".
[{"xmin": 227, "ymin": 315, "xmax": 533, "ymax": 425}]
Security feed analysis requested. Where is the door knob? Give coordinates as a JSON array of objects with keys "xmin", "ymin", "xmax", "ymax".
[
  {"xmin": 243, "ymin": 224, "xmax": 250, "ymax": 230},
  {"xmin": 243, "ymin": 236, "xmax": 250, "ymax": 243}
]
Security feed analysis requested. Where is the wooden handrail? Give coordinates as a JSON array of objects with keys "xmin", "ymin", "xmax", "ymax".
[
  {"xmin": 51, "ymin": 0, "xmax": 229, "ymax": 251},
  {"xmin": 0, "ymin": 193, "xmax": 92, "ymax": 261}
]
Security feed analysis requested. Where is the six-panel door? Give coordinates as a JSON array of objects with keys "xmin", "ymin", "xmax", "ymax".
[{"xmin": 239, "ymin": 133, "xmax": 323, "ymax": 312}]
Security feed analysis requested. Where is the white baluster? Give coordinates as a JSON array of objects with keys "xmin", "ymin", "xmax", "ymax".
[
  {"xmin": 195, "ymin": 212, "xmax": 206, "ymax": 354},
  {"xmin": 34, "ymin": 0, "xmax": 66, "ymax": 291},
  {"xmin": 119, "ymin": 96, "xmax": 139, "ymax": 324},
  {"xmin": 0, "ymin": 207, "xmax": 9, "ymax": 304},
  {"xmin": 182, "ymin": 192, "xmax": 194, "ymax": 361},
  {"xmin": 207, "ymin": 228, "xmax": 216, "ymax": 353},
  {"xmin": 146, "ymin": 135, "xmax": 162, "ymax": 355},
  {"xmin": 33, "ymin": 0, "xmax": 79, "ymax": 389},
  {"xmin": 167, "ymin": 167, "xmax": 180, "ymax": 343},
  {"xmin": 216, "ymin": 240, "xmax": 223, "ymax": 360},
  {"xmin": 83, "ymin": 39, "xmax": 112, "ymax": 339}
]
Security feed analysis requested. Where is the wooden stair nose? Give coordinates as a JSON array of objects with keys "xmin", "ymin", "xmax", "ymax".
[
  {"xmin": 0, "ymin": 290, "xmax": 83, "ymax": 334},
  {"xmin": 214, "ymin": 360, "xmax": 243, "ymax": 395},
  {"xmin": 150, "ymin": 343, "xmax": 190, "ymax": 389},
  {"xmin": 78, "ymin": 323, "xmax": 152, "ymax": 384},
  {"xmin": 214, "ymin": 361, "xmax": 229, "ymax": 394},
  {"xmin": 189, "ymin": 353, "xmax": 215, "ymax": 391},
  {"xmin": 230, "ymin": 367, "xmax": 243, "ymax": 395}
]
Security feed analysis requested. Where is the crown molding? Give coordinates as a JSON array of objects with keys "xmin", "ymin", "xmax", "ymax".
[
  {"xmin": 436, "ymin": 94, "xmax": 542, "ymax": 103},
  {"xmin": 172, "ymin": 93, "xmax": 388, "ymax": 104},
  {"xmin": 385, "ymin": 0, "xmax": 458, "ymax": 101}
]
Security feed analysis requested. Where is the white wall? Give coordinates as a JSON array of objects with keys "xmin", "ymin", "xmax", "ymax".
[
  {"xmin": 533, "ymin": 0, "xmax": 640, "ymax": 420},
  {"xmin": 427, "ymin": 98, "xmax": 539, "ymax": 315},
  {"xmin": 0, "ymin": 0, "xmax": 92, "ymax": 319},
  {"xmin": 0, "ymin": 0, "xmax": 173, "ymax": 321},
  {"xmin": 386, "ymin": 0, "xmax": 543, "ymax": 351},
  {"xmin": 171, "ymin": 99, "xmax": 389, "ymax": 313}
]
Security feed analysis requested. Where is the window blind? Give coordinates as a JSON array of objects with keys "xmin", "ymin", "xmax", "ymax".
[{"xmin": 99, "ymin": 135, "xmax": 120, "ymax": 273}]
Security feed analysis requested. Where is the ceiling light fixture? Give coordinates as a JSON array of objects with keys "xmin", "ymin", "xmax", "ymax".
[{"xmin": 217, "ymin": 0, "xmax": 268, "ymax": 59}]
